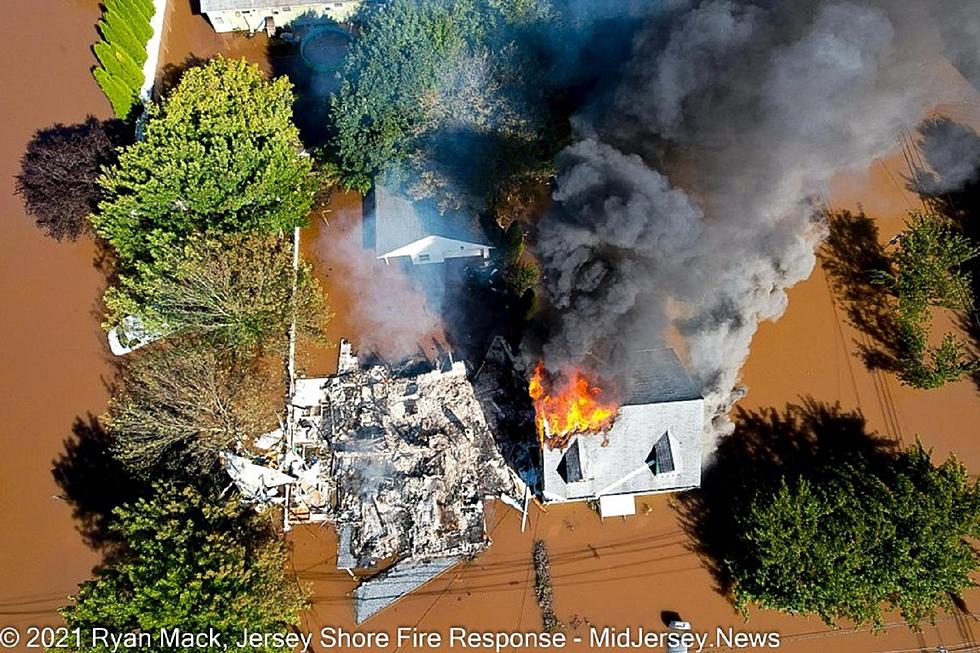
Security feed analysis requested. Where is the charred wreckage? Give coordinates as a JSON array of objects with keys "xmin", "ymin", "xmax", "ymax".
[{"xmin": 224, "ymin": 338, "xmax": 703, "ymax": 622}]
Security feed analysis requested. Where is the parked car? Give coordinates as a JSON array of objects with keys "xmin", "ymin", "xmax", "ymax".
[{"xmin": 667, "ymin": 620, "xmax": 692, "ymax": 653}]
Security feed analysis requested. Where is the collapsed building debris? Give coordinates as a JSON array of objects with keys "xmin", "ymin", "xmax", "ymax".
[
  {"xmin": 287, "ymin": 340, "xmax": 520, "ymax": 566},
  {"xmin": 223, "ymin": 335, "xmax": 704, "ymax": 620},
  {"xmin": 222, "ymin": 452, "xmax": 295, "ymax": 505},
  {"xmin": 225, "ymin": 339, "xmax": 527, "ymax": 621},
  {"xmin": 278, "ymin": 340, "xmax": 521, "ymax": 621}
]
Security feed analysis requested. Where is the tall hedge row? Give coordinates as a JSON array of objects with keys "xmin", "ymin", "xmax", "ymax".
[
  {"xmin": 92, "ymin": 0, "xmax": 155, "ymax": 119},
  {"xmin": 98, "ymin": 16, "xmax": 147, "ymax": 65}
]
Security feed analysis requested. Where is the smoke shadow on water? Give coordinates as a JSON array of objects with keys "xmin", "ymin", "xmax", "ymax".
[
  {"xmin": 820, "ymin": 209, "xmax": 906, "ymax": 374},
  {"xmin": 673, "ymin": 399, "xmax": 895, "ymax": 597},
  {"xmin": 51, "ymin": 414, "xmax": 148, "ymax": 552}
]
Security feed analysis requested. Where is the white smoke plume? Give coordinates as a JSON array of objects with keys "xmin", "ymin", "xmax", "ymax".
[
  {"xmin": 530, "ymin": 0, "xmax": 980, "ymax": 437},
  {"xmin": 312, "ymin": 208, "xmax": 447, "ymax": 361}
]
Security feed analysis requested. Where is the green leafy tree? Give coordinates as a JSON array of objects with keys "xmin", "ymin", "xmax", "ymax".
[
  {"xmin": 328, "ymin": 0, "xmax": 556, "ymax": 200},
  {"xmin": 880, "ymin": 211, "xmax": 977, "ymax": 311},
  {"xmin": 105, "ymin": 233, "xmax": 328, "ymax": 349},
  {"xmin": 872, "ymin": 210, "xmax": 979, "ymax": 388},
  {"xmin": 92, "ymin": 57, "xmax": 316, "ymax": 269},
  {"xmin": 730, "ymin": 442, "xmax": 980, "ymax": 629},
  {"xmin": 59, "ymin": 484, "xmax": 308, "ymax": 653}
]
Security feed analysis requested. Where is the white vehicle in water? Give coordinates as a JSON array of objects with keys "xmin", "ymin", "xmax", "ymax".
[
  {"xmin": 107, "ymin": 314, "xmax": 165, "ymax": 356},
  {"xmin": 667, "ymin": 620, "xmax": 692, "ymax": 653}
]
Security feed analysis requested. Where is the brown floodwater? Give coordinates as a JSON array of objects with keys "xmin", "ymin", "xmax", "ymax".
[
  {"xmin": 2, "ymin": 3, "xmax": 979, "ymax": 653},
  {"xmin": 156, "ymin": 0, "xmax": 273, "ymax": 79},
  {"xmin": 0, "ymin": 0, "xmax": 110, "ymax": 639}
]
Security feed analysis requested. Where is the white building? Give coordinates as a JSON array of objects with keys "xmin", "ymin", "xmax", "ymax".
[
  {"xmin": 540, "ymin": 349, "xmax": 704, "ymax": 518},
  {"xmin": 199, "ymin": 0, "xmax": 362, "ymax": 33},
  {"xmin": 369, "ymin": 184, "xmax": 492, "ymax": 265}
]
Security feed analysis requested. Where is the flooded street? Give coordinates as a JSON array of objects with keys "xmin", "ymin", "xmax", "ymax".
[
  {"xmin": 0, "ymin": 0, "xmax": 109, "ymax": 631},
  {"xmin": 0, "ymin": 3, "xmax": 977, "ymax": 652}
]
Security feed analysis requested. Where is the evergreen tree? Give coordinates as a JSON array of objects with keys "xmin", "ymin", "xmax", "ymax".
[
  {"xmin": 92, "ymin": 57, "xmax": 316, "ymax": 270},
  {"xmin": 59, "ymin": 484, "xmax": 308, "ymax": 653}
]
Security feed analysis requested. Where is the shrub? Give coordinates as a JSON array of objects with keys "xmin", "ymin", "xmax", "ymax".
[
  {"xmin": 91, "ymin": 0, "xmax": 154, "ymax": 118},
  {"xmin": 98, "ymin": 15, "xmax": 147, "ymax": 65}
]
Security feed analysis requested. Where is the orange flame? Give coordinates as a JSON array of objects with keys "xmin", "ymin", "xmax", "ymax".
[{"xmin": 529, "ymin": 362, "xmax": 617, "ymax": 449}]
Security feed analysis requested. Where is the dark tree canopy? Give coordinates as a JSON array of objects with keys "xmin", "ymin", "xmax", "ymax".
[
  {"xmin": 678, "ymin": 401, "xmax": 980, "ymax": 631},
  {"xmin": 59, "ymin": 484, "xmax": 308, "ymax": 653},
  {"xmin": 329, "ymin": 0, "xmax": 560, "ymax": 210},
  {"xmin": 92, "ymin": 57, "xmax": 316, "ymax": 270},
  {"xmin": 15, "ymin": 117, "xmax": 123, "ymax": 241}
]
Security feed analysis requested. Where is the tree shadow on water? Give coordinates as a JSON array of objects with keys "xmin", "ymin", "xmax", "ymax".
[
  {"xmin": 820, "ymin": 209, "xmax": 905, "ymax": 373},
  {"xmin": 156, "ymin": 55, "xmax": 209, "ymax": 99},
  {"xmin": 51, "ymin": 414, "xmax": 147, "ymax": 551},
  {"xmin": 673, "ymin": 399, "xmax": 896, "ymax": 598},
  {"xmin": 267, "ymin": 16, "xmax": 349, "ymax": 149}
]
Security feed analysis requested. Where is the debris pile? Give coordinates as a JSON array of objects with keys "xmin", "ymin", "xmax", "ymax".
[
  {"xmin": 533, "ymin": 540, "xmax": 561, "ymax": 633},
  {"xmin": 288, "ymin": 340, "xmax": 520, "ymax": 569}
]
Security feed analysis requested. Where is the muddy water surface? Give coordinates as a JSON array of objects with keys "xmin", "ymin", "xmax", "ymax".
[{"xmin": 0, "ymin": 0, "xmax": 110, "ymax": 637}]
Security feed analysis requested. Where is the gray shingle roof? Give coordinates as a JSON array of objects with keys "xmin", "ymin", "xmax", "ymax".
[
  {"xmin": 371, "ymin": 183, "xmax": 489, "ymax": 257},
  {"xmin": 354, "ymin": 557, "xmax": 460, "ymax": 623},
  {"xmin": 622, "ymin": 348, "xmax": 702, "ymax": 405}
]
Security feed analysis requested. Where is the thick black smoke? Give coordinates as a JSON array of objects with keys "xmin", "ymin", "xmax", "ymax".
[
  {"xmin": 913, "ymin": 118, "xmax": 980, "ymax": 195},
  {"xmin": 530, "ymin": 0, "xmax": 980, "ymax": 438}
]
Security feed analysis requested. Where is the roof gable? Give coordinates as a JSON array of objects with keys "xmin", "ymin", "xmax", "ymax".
[
  {"xmin": 558, "ymin": 440, "xmax": 584, "ymax": 483},
  {"xmin": 370, "ymin": 183, "xmax": 489, "ymax": 256}
]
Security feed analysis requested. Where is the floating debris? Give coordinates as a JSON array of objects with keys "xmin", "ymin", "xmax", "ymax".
[{"xmin": 533, "ymin": 540, "xmax": 561, "ymax": 633}]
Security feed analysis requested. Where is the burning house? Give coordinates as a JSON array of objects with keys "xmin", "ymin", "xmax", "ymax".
[
  {"xmin": 285, "ymin": 341, "xmax": 521, "ymax": 622},
  {"xmin": 532, "ymin": 349, "xmax": 704, "ymax": 518}
]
